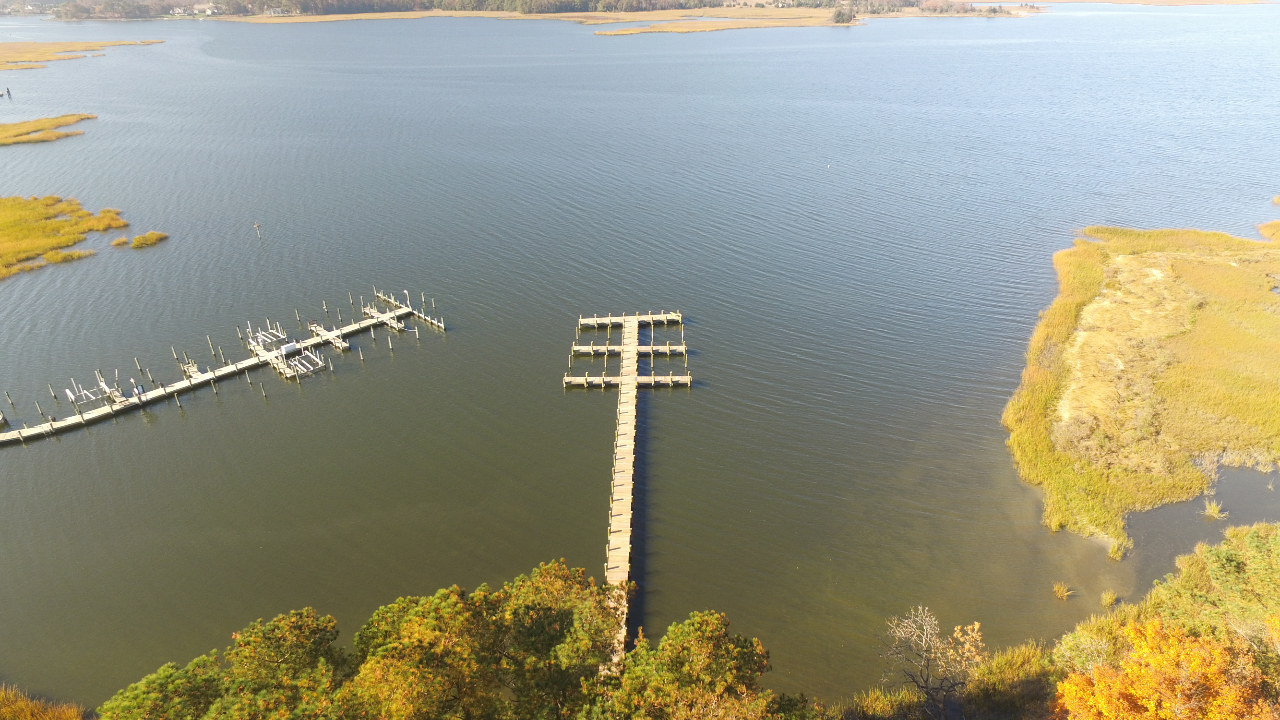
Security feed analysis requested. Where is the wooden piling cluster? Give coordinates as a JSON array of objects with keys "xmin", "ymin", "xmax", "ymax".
[
  {"xmin": 564, "ymin": 310, "xmax": 691, "ymax": 648},
  {"xmin": 0, "ymin": 289, "xmax": 445, "ymax": 447}
]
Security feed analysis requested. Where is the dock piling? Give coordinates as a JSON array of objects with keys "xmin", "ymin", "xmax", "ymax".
[{"xmin": 0, "ymin": 284, "xmax": 446, "ymax": 447}]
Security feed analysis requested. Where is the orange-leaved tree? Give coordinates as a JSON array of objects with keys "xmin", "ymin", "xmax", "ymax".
[{"xmin": 1055, "ymin": 618, "xmax": 1276, "ymax": 720}]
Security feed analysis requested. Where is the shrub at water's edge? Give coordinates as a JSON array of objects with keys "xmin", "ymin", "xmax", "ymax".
[
  {"xmin": 1002, "ymin": 226, "xmax": 1280, "ymax": 558},
  {"xmin": 0, "ymin": 115, "xmax": 96, "ymax": 146},
  {"xmin": 0, "ymin": 195, "xmax": 130, "ymax": 280},
  {"xmin": 1052, "ymin": 523, "xmax": 1280, "ymax": 719}
]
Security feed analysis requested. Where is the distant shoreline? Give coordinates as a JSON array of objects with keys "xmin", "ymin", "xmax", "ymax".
[
  {"xmin": 202, "ymin": 1, "xmax": 1268, "ymax": 33},
  {"xmin": 214, "ymin": 5, "xmax": 1039, "ymax": 34}
]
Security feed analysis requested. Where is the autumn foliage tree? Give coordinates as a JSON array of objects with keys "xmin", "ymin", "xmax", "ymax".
[
  {"xmin": 584, "ymin": 610, "xmax": 804, "ymax": 720},
  {"xmin": 98, "ymin": 562, "xmax": 805, "ymax": 720},
  {"xmin": 1055, "ymin": 618, "xmax": 1278, "ymax": 720}
]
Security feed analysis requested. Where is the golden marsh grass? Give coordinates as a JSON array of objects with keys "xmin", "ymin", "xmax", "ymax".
[
  {"xmin": 223, "ymin": 6, "xmax": 1040, "ymax": 34},
  {"xmin": 1101, "ymin": 589, "xmax": 1118, "ymax": 608},
  {"xmin": 0, "ymin": 196, "xmax": 128, "ymax": 280},
  {"xmin": 1203, "ymin": 498, "xmax": 1228, "ymax": 520},
  {"xmin": 0, "ymin": 40, "xmax": 162, "ymax": 71},
  {"xmin": 129, "ymin": 231, "xmax": 168, "ymax": 249},
  {"xmin": 1053, "ymin": 582, "xmax": 1074, "ymax": 600},
  {"xmin": 0, "ymin": 114, "xmax": 95, "ymax": 147},
  {"xmin": 0, "ymin": 685, "xmax": 83, "ymax": 720},
  {"xmin": 1260, "ymin": 220, "xmax": 1280, "ymax": 241},
  {"xmin": 1003, "ymin": 226, "xmax": 1280, "ymax": 558}
]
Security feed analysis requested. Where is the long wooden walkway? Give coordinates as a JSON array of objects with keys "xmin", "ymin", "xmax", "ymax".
[
  {"xmin": 0, "ymin": 290, "xmax": 443, "ymax": 447},
  {"xmin": 563, "ymin": 310, "xmax": 691, "ymax": 649}
]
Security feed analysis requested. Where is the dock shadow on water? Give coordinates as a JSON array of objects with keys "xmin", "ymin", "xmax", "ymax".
[
  {"xmin": 1126, "ymin": 466, "xmax": 1280, "ymax": 593},
  {"xmin": 628, "ymin": 388, "xmax": 651, "ymax": 647}
]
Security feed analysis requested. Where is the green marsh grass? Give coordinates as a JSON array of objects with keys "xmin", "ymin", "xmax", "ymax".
[
  {"xmin": 816, "ymin": 687, "xmax": 925, "ymax": 719},
  {"xmin": 0, "ymin": 114, "xmax": 95, "ymax": 146},
  {"xmin": 1003, "ymin": 226, "xmax": 1280, "ymax": 557},
  {"xmin": 962, "ymin": 642, "xmax": 1058, "ymax": 720},
  {"xmin": 0, "ymin": 195, "xmax": 128, "ymax": 280},
  {"xmin": 130, "ymin": 231, "xmax": 168, "ymax": 249}
]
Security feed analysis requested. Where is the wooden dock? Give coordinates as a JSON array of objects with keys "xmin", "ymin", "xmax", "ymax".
[
  {"xmin": 563, "ymin": 311, "xmax": 691, "ymax": 648},
  {"xmin": 0, "ymin": 289, "xmax": 444, "ymax": 447}
]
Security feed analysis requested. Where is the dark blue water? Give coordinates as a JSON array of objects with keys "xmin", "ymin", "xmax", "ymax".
[{"xmin": 1, "ymin": 4, "xmax": 1278, "ymax": 705}]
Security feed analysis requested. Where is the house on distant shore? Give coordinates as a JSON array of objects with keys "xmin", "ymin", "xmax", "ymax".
[
  {"xmin": 192, "ymin": 2, "xmax": 219, "ymax": 13},
  {"xmin": 170, "ymin": 5, "xmax": 189, "ymax": 13}
]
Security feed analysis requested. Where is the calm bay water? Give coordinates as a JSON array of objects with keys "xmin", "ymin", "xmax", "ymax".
[{"xmin": 2, "ymin": 5, "xmax": 1280, "ymax": 705}]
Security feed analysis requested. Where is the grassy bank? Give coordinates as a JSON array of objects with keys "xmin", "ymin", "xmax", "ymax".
[
  {"xmin": 0, "ymin": 115, "xmax": 96, "ymax": 147},
  {"xmin": 0, "ymin": 40, "xmax": 162, "ymax": 71},
  {"xmin": 0, "ymin": 196, "xmax": 129, "ymax": 281},
  {"xmin": 1002, "ymin": 226, "xmax": 1280, "ymax": 558},
  {"xmin": 0, "ymin": 685, "xmax": 84, "ymax": 720}
]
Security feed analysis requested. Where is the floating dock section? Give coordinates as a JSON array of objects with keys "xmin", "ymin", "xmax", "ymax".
[
  {"xmin": 564, "ymin": 311, "xmax": 690, "ymax": 648},
  {"xmin": 0, "ymin": 288, "xmax": 444, "ymax": 447}
]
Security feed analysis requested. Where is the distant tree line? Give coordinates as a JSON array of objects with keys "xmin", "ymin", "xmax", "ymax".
[
  {"xmin": 52, "ymin": 0, "xmax": 1021, "ymax": 17},
  {"xmin": 54, "ymin": 0, "xmax": 734, "ymax": 18}
]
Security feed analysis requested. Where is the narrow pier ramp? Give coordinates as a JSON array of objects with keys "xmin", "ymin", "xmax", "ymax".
[
  {"xmin": 563, "ymin": 310, "xmax": 691, "ymax": 650},
  {"xmin": 0, "ymin": 287, "xmax": 445, "ymax": 447}
]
